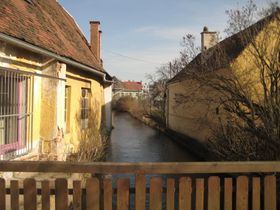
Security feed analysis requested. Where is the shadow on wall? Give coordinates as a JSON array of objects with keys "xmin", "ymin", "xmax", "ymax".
[{"xmin": 67, "ymin": 101, "xmax": 109, "ymax": 162}]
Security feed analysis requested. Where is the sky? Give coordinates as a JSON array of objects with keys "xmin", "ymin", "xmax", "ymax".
[{"xmin": 58, "ymin": 0, "xmax": 268, "ymax": 82}]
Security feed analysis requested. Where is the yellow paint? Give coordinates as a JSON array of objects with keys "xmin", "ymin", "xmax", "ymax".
[
  {"xmin": 167, "ymin": 15, "xmax": 280, "ymax": 142},
  {"xmin": 0, "ymin": 41, "xmax": 106, "ymax": 156},
  {"xmin": 167, "ymin": 74, "xmax": 224, "ymax": 142},
  {"xmin": 64, "ymin": 68, "xmax": 105, "ymax": 149}
]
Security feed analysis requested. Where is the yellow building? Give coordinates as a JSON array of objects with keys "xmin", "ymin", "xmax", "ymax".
[
  {"xmin": 0, "ymin": 0, "xmax": 112, "ymax": 160},
  {"xmin": 167, "ymin": 10, "xmax": 280, "ymax": 144}
]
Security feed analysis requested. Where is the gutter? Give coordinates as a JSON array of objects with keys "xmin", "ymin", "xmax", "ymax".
[{"xmin": 0, "ymin": 32, "xmax": 112, "ymax": 84}]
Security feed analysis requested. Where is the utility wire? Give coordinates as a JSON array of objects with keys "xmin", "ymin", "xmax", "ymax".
[{"xmin": 104, "ymin": 50, "xmax": 163, "ymax": 65}]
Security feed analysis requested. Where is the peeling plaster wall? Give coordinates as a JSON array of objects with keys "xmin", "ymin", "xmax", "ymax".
[
  {"xmin": 64, "ymin": 67, "xmax": 105, "ymax": 150},
  {"xmin": 104, "ymin": 85, "xmax": 112, "ymax": 131},
  {"xmin": 0, "ymin": 41, "xmax": 48, "ymax": 156},
  {"xmin": 0, "ymin": 40, "xmax": 107, "ymax": 159}
]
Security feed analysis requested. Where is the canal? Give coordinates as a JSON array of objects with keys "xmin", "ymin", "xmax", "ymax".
[
  {"xmin": 106, "ymin": 112, "xmax": 197, "ymax": 162},
  {"xmin": 105, "ymin": 112, "xmax": 198, "ymax": 209}
]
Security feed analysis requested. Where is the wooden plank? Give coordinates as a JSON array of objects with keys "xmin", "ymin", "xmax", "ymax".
[
  {"xmin": 236, "ymin": 176, "xmax": 248, "ymax": 210},
  {"xmin": 1, "ymin": 161, "xmax": 280, "ymax": 174},
  {"xmin": 10, "ymin": 180, "xmax": 19, "ymax": 210},
  {"xmin": 166, "ymin": 178, "xmax": 175, "ymax": 210},
  {"xmin": 86, "ymin": 177, "xmax": 100, "ymax": 210},
  {"xmin": 41, "ymin": 180, "xmax": 50, "ymax": 210},
  {"xmin": 264, "ymin": 175, "xmax": 276, "ymax": 210},
  {"xmin": 24, "ymin": 178, "xmax": 36, "ymax": 210},
  {"xmin": 252, "ymin": 177, "xmax": 260, "ymax": 210},
  {"xmin": 0, "ymin": 178, "xmax": 5, "ymax": 210},
  {"xmin": 117, "ymin": 178, "xmax": 130, "ymax": 210},
  {"xmin": 150, "ymin": 177, "xmax": 162, "ymax": 210},
  {"xmin": 55, "ymin": 178, "xmax": 68, "ymax": 210},
  {"xmin": 195, "ymin": 178, "xmax": 204, "ymax": 210},
  {"xmin": 179, "ymin": 177, "xmax": 192, "ymax": 210},
  {"xmin": 103, "ymin": 179, "xmax": 112, "ymax": 210},
  {"xmin": 208, "ymin": 176, "xmax": 220, "ymax": 210},
  {"xmin": 73, "ymin": 180, "xmax": 82, "ymax": 210},
  {"xmin": 224, "ymin": 178, "xmax": 232, "ymax": 210},
  {"xmin": 135, "ymin": 175, "xmax": 146, "ymax": 210}
]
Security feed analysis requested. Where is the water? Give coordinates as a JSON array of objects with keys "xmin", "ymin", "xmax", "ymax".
[
  {"xmin": 106, "ymin": 112, "xmax": 197, "ymax": 162},
  {"xmin": 105, "ymin": 112, "xmax": 198, "ymax": 209}
]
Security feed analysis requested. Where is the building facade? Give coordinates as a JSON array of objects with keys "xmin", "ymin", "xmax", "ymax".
[
  {"xmin": 0, "ymin": 0, "xmax": 112, "ymax": 160},
  {"xmin": 166, "ymin": 10, "xmax": 280, "ymax": 143},
  {"xmin": 113, "ymin": 80, "xmax": 144, "ymax": 99}
]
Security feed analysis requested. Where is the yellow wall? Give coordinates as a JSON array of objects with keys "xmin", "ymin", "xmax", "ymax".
[
  {"xmin": 0, "ymin": 41, "xmax": 48, "ymax": 151},
  {"xmin": 167, "ymin": 16, "xmax": 280, "ymax": 143},
  {"xmin": 0, "ymin": 41, "xmax": 106, "ymax": 157},
  {"xmin": 231, "ymin": 18, "xmax": 280, "ymax": 102},
  {"xmin": 64, "ymin": 68, "xmax": 104, "ymax": 148},
  {"xmin": 167, "ymin": 70, "xmax": 228, "ymax": 142}
]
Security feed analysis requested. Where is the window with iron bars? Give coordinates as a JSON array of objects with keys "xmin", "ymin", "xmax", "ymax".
[{"xmin": 0, "ymin": 69, "xmax": 33, "ymax": 157}]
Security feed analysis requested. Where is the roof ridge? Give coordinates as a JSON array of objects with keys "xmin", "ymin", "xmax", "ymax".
[
  {"xmin": 0, "ymin": 0, "xmax": 102, "ymax": 71},
  {"xmin": 168, "ymin": 9, "xmax": 279, "ymax": 84},
  {"xmin": 56, "ymin": 2, "xmax": 101, "ymax": 64}
]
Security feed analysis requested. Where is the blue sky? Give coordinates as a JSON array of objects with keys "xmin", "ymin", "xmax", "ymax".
[{"xmin": 58, "ymin": 0, "xmax": 267, "ymax": 81}]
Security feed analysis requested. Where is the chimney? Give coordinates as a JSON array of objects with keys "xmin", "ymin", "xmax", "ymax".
[
  {"xmin": 201, "ymin": 26, "xmax": 218, "ymax": 52},
  {"xmin": 90, "ymin": 21, "xmax": 101, "ymax": 64}
]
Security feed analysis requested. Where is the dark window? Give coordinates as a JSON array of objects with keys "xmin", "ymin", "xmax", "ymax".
[
  {"xmin": 64, "ymin": 86, "xmax": 71, "ymax": 132},
  {"xmin": 81, "ymin": 88, "xmax": 90, "ymax": 129}
]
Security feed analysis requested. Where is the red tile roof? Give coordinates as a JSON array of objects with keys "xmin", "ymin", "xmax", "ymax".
[
  {"xmin": 0, "ymin": 0, "xmax": 102, "ymax": 71},
  {"xmin": 122, "ymin": 81, "xmax": 143, "ymax": 91}
]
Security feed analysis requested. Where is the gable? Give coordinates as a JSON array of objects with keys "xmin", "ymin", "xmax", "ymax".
[{"xmin": 168, "ymin": 9, "xmax": 280, "ymax": 84}]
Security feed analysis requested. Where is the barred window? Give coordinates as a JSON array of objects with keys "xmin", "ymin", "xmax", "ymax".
[
  {"xmin": 0, "ymin": 70, "xmax": 33, "ymax": 156},
  {"xmin": 81, "ymin": 88, "xmax": 90, "ymax": 129}
]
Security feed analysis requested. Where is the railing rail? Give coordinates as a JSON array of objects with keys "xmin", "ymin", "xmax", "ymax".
[
  {"xmin": 0, "ymin": 161, "xmax": 279, "ymax": 210},
  {"xmin": 0, "ymin": 161, "xmax": 280, "ymax": 174}
]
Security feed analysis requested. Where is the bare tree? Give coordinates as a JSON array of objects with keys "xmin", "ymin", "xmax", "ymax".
[
  {"xmin": 224, "ymin": 0, "xmax": 258, "ymax": 36},
  {"xmin": 180, "ymin": 34, "xmax": 200, "ymax": 65},
  {"xmin": 225, "ymin": 0, "xmax": 279, "ymax": 36},
  {"xmin": 145, "ymin": 34, "xmax": 200, "ymax": 126},
  {"xmin": 179, "ymin": 5, "xmax": 280, "ymax": 161}
]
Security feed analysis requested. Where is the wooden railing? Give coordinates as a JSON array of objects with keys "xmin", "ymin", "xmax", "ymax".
[{"xmin": 0, "ymin": 161, "xmax": 279, "ymax": 210}]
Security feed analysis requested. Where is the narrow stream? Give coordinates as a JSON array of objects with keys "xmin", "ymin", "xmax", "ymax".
[
  {"xmin": 106, "ymin": 112, "xmax": 197, "ymax": 162},
  {"xmin": 105, "ymin": 112, "xmax": 198, "ymax": 209}
]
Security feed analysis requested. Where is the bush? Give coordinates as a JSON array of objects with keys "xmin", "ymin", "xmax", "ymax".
[
  {"xmin": 67, "ymin": 110, "xmax": 109, "ymax": 162},
  {"xmin": 208, "ymin": 122, "xmax": 280, "ymax": 161}
]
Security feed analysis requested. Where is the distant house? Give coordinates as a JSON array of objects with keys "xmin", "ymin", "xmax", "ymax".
[
  {"xmin": 113, "ymin": 80, "xmax": 144, "ymax": 99},
  {"xmin": 166, "ymin": 10, "xmax": 280, "ymax": 143},
  {"xmin": 0, "ymin": 0, "xmax": 112, "ymax": 160},
  {"xmin": 112, "ymin": 76, "xmax": 123, "ymax": 98}
]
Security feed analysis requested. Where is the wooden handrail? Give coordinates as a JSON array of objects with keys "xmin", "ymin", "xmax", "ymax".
[{"xmin": 0, "ymin": 161, "xmax": 280, "ymax": 174}]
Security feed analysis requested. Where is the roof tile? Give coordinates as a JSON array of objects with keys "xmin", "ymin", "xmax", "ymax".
[{"xmin": 0, "ymin": 0, "xmax": 102, "ymax": 71}]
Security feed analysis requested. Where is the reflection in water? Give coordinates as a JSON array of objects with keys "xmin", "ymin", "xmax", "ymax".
[
  {"xmin": 105, "ymin": 112, "xmax": 198, "ymax": 209},
  {"xmin": 107, "ymin": 113, "xmax": 196, "ymax": 162},
  {"xmin": 106, "ymin": 112, "xmax": 197, "ymax": 162}
]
